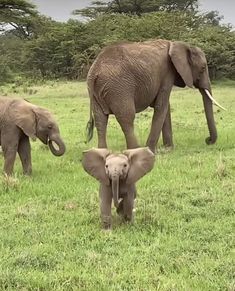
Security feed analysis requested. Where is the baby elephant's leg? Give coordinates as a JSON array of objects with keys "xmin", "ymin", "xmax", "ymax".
[
  {"xmin": 99, "ymin": 184, "xmax": 112, "ymax": 229},
  {"xmin": 18, "ymin": 135, "xmax": 32, "ymax": 175},
  {"xmin": 123, "ymin": 190, "xmax": 135, "ymax": 222},
  {"xmin": 116, "ymin": 199, "xmax": 124, "ymax": 216},
  {"xmin": 1, "ymin": 127, "xmax": 20, "ymax": 175}
]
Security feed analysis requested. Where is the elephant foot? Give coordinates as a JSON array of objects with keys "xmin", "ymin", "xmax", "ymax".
[
  {"xmin": 163, "ymin": 144, "xmax": 174, "ymax": 151},
  {"xmin": 162, "ymin": 137, "xmax": 174, "ymax": 148},
  {"xmin": 145, "ymin": 142, "xmax": 156, "ymax": 154},
  {"xmin": 102, "ymin": 223, "xmax": 111, "ymax": 230},
  {"xmin": 147, "ymin": 146, "xmax": 156, "ymax": 154},
  {"xmin": 123, "ymin": 214, "xmax": 133, "ymax": 223},
  {"xmin": 3, "ymin": 170, "xmax": 13, "ymax": 176},
  {"xmin": 23, "ymin": 168, "xmax": 32, "ymax": 176},
  {"xmin": 101, "ymin": 215, "xmax": 111, "ymax": 230},
  {"xmin": 157, "ymin": 145, "xmax": 173, "ymax": 154},
  {"xmin": 102, "ymin": 228, "xmax": 112, "ymax": 233}
]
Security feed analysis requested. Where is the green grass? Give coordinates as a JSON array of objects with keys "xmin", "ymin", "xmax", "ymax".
[{"xmin": 0, "ymin": 80, "xmax": 234, "ymax": 290}]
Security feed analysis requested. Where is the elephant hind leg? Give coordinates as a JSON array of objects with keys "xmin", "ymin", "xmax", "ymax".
[
  {"xmin": 162, "ymin": 104, "xmax": 174, "ymax": 148},
  {"xmin": 146, "ymin": 87, "xmax": 172, "ymax": 153},
  {"xmin": 93, "ymin": 98, "xmax": 109, "ymax": 148},
  {"xmin": 113, "ymin": 102, "xmax": 139, "ymax": 149}
]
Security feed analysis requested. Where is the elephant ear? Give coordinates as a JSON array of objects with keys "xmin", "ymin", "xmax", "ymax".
[
  {"xmin": 33, "ymin": 106, "xmax": 54, "ymax": 121},
  {"xmin": 123, "ymin": 147, "xmax": 155, "ymax": 184},
  {"xmin": 11, "ymin": 100, "xmax": 37, "ymax": 140},
  {"xmin": 169, "ymin": 41, "xmax": 194, "ymax": 88},
  {"xmin": 82, "ymin": 148, "xmax": 111, "ymax": 185}
]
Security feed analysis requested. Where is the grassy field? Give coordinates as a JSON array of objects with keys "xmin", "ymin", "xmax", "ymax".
[{"xmin": 0, "ymin": 80, "xmax": 234, "ymax": 290}]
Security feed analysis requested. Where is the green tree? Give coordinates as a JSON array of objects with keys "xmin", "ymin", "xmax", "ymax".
[
  {"xmin": 0, "ymin": 0, "xmax": 234, "ymax": 83},
  {"xmin": 0, "ymin": 34, "xmax": 25, "ymax": 83},
  {"xmin": 72, "ymin": 11, "xmax": 235, "ymax": 80},
  {"xmin": 187, "ymin": 26, "xmax": 235, "ymax": 79},
  {"xmin": 0, "ymin": 0, "xmax": 39, "ymax": 38},
  {"xmin": 24, "ymin": 20, "xmax": 86, "ymax": 79},
  {"xmin": 73, "ymin": 0, "xmax": 198, "ymax": 18}
]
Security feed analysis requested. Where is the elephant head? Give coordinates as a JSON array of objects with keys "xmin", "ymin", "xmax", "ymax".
[
  {"xmin": 82, "ymin": 147, "xmax": 155, "ymax": 208},
  {"xmin": 12, "ymin": 100, "xmax": 65, "ymax": 156},
  {"xmin": 169, "ymin": 41, "xmax": 225, "ymax": 145}
]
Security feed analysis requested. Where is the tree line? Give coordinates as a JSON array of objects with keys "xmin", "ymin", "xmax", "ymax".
[{"xmin": 0, "ymin": 0, "xmax": 234, "ymax": 84}]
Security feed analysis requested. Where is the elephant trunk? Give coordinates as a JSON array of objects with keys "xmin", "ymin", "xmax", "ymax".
[
  {"xmin": 111, "ymin": 176, "xmax": 119, "ymax": 208},
  {"xmin": 48, "ymin": 134, "xmax": 66, "ymax": 156},
  {"xmin": 199, "ymin": 87, "xmax": 217, "ymax": 145}
]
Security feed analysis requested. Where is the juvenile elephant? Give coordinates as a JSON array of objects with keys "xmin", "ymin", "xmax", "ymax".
[
  {"xmin": 82, "ymin": 147, "xmax": 155, "ymax": 229},
  {"xmin": 86, "ymin": 39, "xmax": 225, "ymax": 153},
  {"xmin": 0, "ymin": 98, "xmax": 66, "ymax": 175}
]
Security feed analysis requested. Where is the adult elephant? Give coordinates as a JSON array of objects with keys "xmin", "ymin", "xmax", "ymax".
[
  {"xmin": 0, "ymin": 98, "xmax": 66, "ymax": 175},
  {"xmin": 86, "ymin": 39, "xmax": 225, "ymax": 153}
]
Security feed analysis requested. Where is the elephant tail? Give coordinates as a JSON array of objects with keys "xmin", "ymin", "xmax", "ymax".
[
  {"xmin": 86, "ymin": 100, "xmax": 94, "ymax": 143},
  {"xmin": 86, "ymin": 73, "xmax": 99, "ymax": 143}
]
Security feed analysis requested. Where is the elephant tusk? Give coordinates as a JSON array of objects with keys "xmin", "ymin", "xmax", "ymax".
[{"xmin": 204, "ymin": 89, "xmax": 226, "ymax": 111}]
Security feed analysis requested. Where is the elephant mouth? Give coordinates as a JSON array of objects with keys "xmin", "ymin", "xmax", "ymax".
[
  {"xmin": 39, "ymin": 135, "xmax": 48, "ymax": 145},
  {"xmin": 48, "ymin": 137, "xmax": 66, "ymax": 156}
]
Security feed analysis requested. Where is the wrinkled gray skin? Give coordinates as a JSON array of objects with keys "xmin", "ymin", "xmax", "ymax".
[
  {"xmin": 82, "ymin": 147, "xmax": 155, "ymax": 229},
  {"xmin": 87, "ymin": 39, "xmax": 218, "ymax": 153},
  {"xmin": 0, "ymin": 98, "xmax": 66, "ymax": 175}
]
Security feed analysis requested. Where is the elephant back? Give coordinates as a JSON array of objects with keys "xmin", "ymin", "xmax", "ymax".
[{"xmin": 0, "ymin": 98, "xmax": 13, "ymax": 126}]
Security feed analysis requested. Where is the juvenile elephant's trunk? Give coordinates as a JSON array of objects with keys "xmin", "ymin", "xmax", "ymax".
[
  {"xmin": 48, "ymin": 134, "xmax": 66, "ymax": 156},
  {"xmin": 111, "ymin": 177, "xmax": 119, "ymax": 208}
]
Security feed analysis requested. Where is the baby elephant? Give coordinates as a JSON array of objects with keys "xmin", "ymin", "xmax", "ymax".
[
  {"xmin": 0, "ymin": 98, "xmax": 66, "ymax": 175},
  {"xmin": 82, "ymin": 147, "xmax": 155, "ymax": 229}
]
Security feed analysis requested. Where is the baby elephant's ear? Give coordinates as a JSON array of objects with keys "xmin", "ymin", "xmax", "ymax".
[
  {"xmin": 123, "ymin": 147, "xmax": 155, "ymax": 184},
  {"xmin": 82, "ymin": 148, "xmax": 111, "ymax": 185},
  {"xmin": 12, "ymin": 100, "xmax": 37, "ymax": 140}
]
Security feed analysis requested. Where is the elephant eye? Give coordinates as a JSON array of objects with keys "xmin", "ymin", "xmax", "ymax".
[
  {"xmin": 105, "ymin": 164, "xmax": 108, "ymax": 168},
  {"xmin": 48, "ymin": 124, "xmax": 53, "ymax": 129},
  {"xmin": 123, "ymin": 164, "xmax": 127, "ymax": 167}
]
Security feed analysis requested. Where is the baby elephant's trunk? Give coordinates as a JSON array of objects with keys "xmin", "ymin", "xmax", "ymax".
[{"xmin": 111, "ymin": 177, "xmax": 119, "ymax": 208}]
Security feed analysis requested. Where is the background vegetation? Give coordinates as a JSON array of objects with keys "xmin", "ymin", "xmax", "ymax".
[
  {"xmin": 0, "ymin": 80, "xmax": 234, "ymax": 290},
  {"xmin": 0, "ymin": 1, "xmax": 234, "ymax": 289},
  {"xmin": 0, "ymin": 0, "xmax": 235, "ymax": 84}
]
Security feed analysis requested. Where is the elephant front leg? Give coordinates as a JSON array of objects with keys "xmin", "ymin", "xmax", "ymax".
[
  {"xmin": 1, "ymin": 129, "xmax": 19, "ymax": 175},
  {"xmin": 3, "ymin": 149, "xmax": 18, "ymax": 176},
  {"xmin": 18, "ymin": 135, "xmax": 32, "ymax": 175},
  {"xmin": 99, "ymin": 184, "xmax": 112, "ymax": 229},
  {"xmin": 162, "ymin": 104, "xmax": 174, "ymax": 148}
]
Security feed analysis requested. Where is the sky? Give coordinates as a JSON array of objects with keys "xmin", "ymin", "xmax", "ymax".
[{"xmin": 31, "ymin": 0, "xmax": 235, "ymax": 26}]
